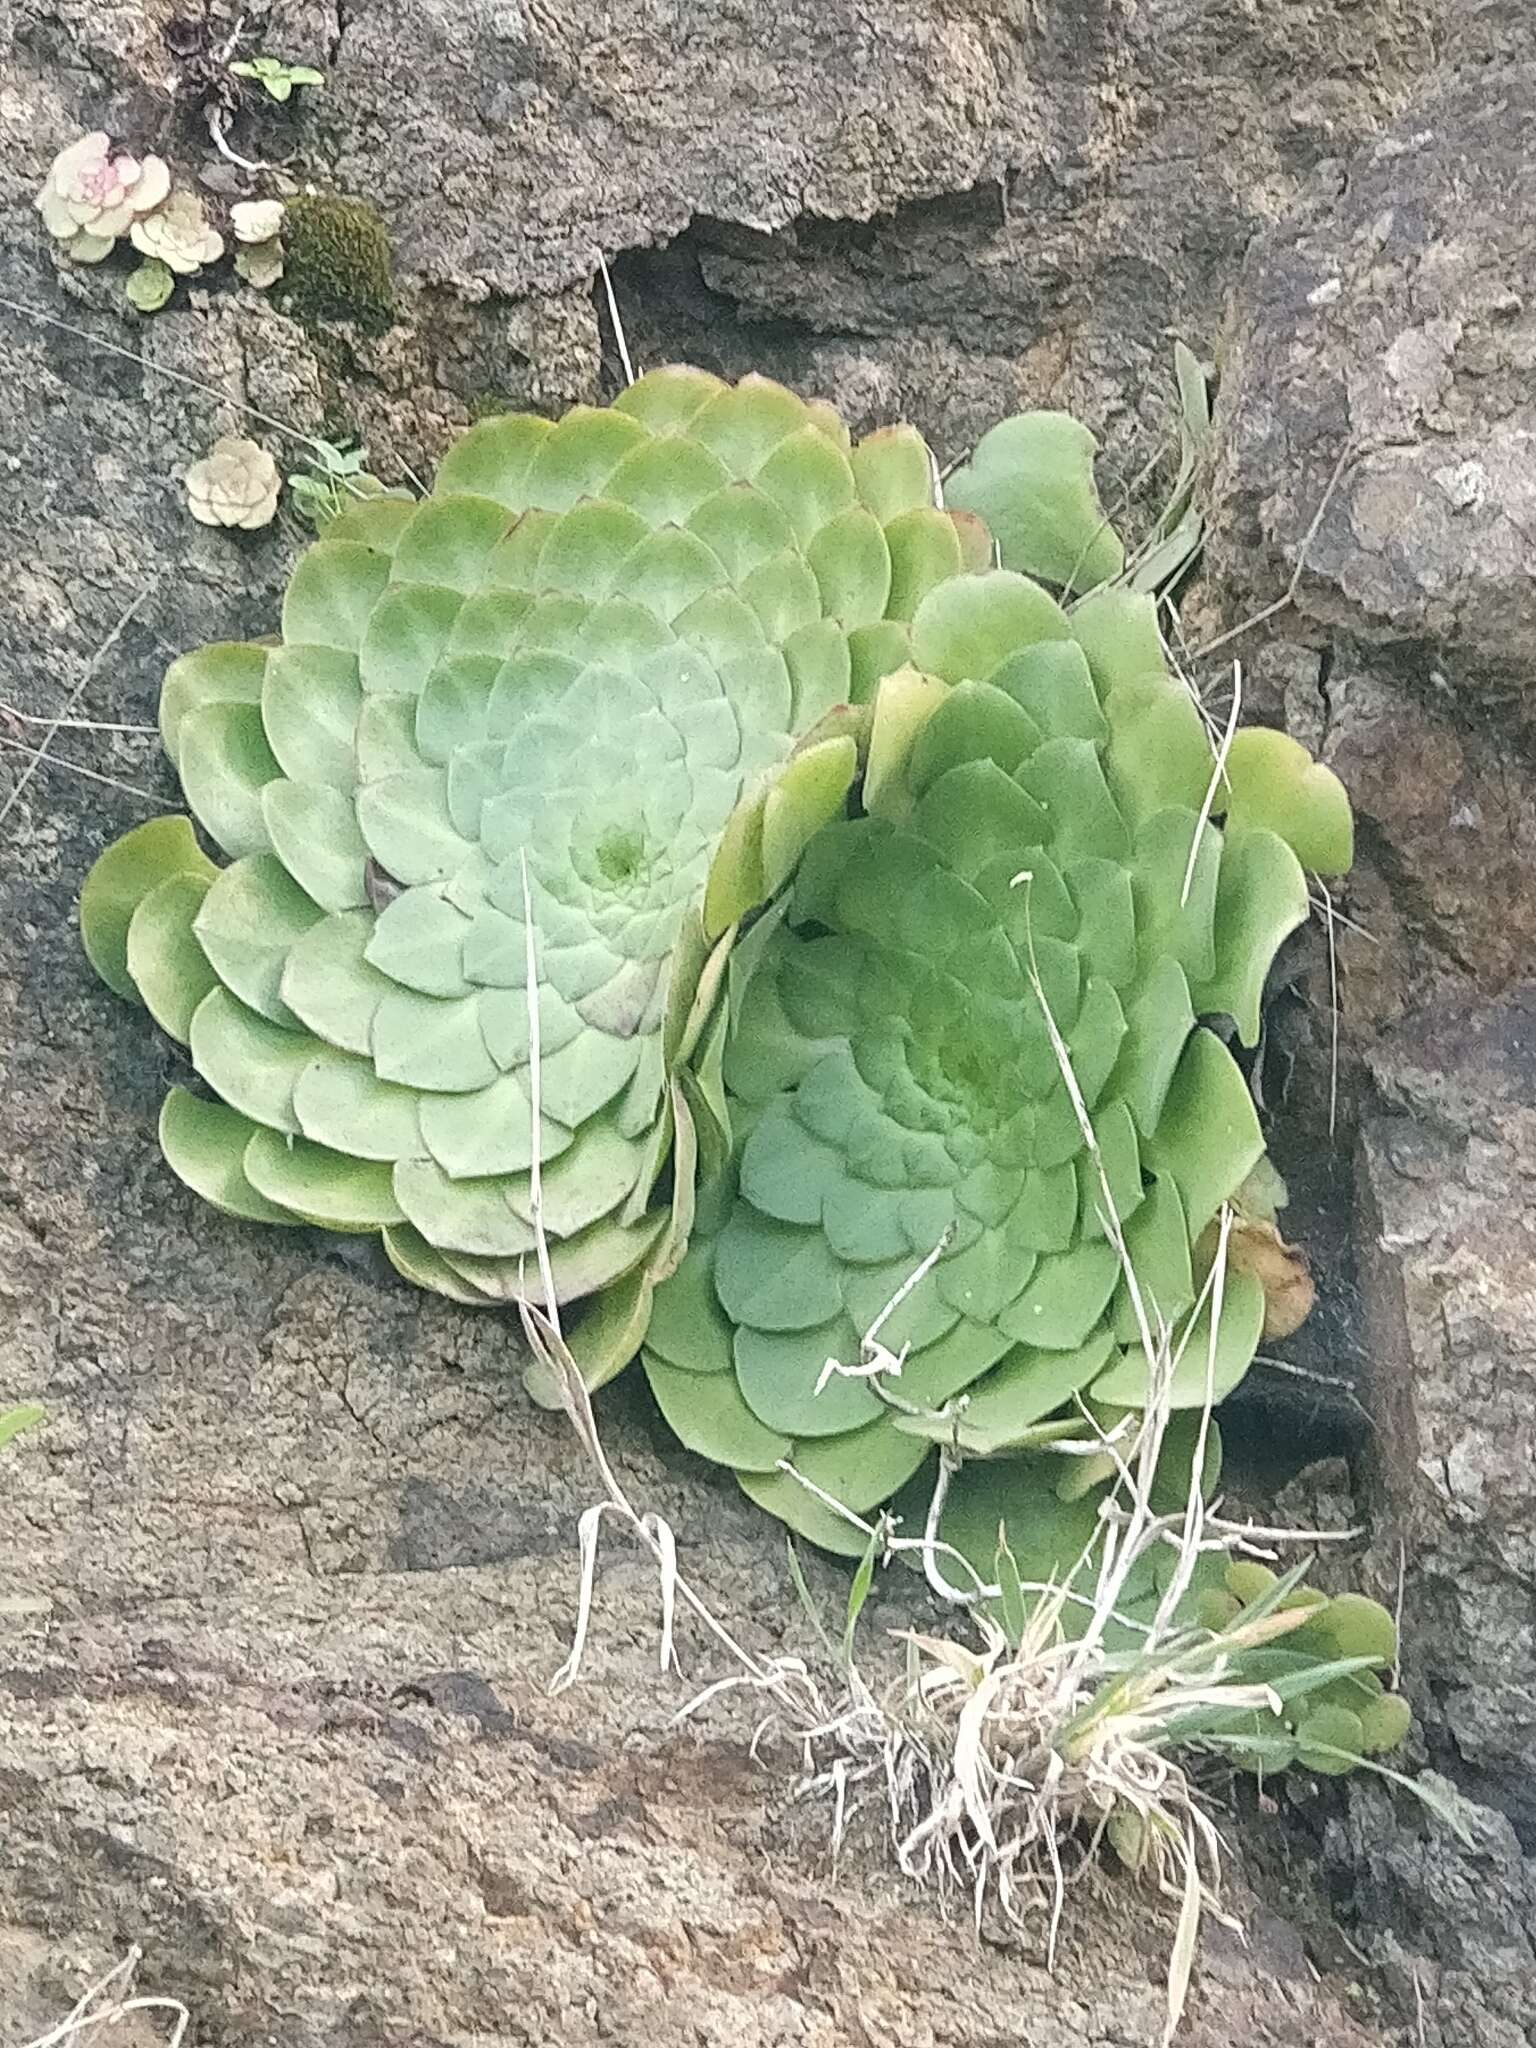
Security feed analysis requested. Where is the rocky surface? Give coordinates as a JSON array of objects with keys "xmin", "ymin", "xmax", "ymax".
[
  {"xmin": 0, "ymin": 1329, "xmax": 1396, "ymax": 2046},
  {"xmin": 3, "ymin": 0, "xmax": 1534, "ymax": 2042},
  {"xmin": 1209, "ymin": 69, "xmax": 1536, "ymax": 1043},
  {"xmin": 1207, "ymin": 66, "xmax": 1536, "ymax": 2048}
]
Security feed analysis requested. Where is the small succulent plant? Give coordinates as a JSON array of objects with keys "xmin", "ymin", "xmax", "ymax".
[
  {"xmin": 125, "ymin": 258, "xmax": 176, "ymax": 315},
  {"xmin": 235, "ymin": 241, "xmax": 285, "ymax": 289},
  {"xmin": 130, "ymin": 188, "xmax": 224, "ymax": 275},
  {"xmin": 83, "ymin": 370, "xmax": 976, "ymax": 1381},
  {"xmin": 35, "ymin": 133, "xmax": 171, "ymax": 264},
  {"xmin": 1190, "ymin": 1562, "xmax": 1413, "ymax": 1773},
  {"xmin": 231, "ymin": 199, "xmax": 285, "ymax": 244},
  {"xmin": 230, "ymin": 55, "xmax": 326, "ymax": 103},
  {"xmin": 232, "ymin": 202, "xmax": 286, "ymax": 289},
  {"xmin": 184, "ymin": 437, "xmax": 283, "ymax": 530}
]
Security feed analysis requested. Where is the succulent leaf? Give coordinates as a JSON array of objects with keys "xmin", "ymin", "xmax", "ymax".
[
  {"xmin": 945, "ymin": 412, "xmax": 1126, "ymax": 594},
  {"xmin": 79, "ymin": 815, "xmax": 217, "ymax": 999},
  {"xmin": 1218, "ymin": 727, "xmax": 1354, "ymax": 875},
  {"xmin": 130, "ymin": 189, "xmax": 224, "ymax": 275}
]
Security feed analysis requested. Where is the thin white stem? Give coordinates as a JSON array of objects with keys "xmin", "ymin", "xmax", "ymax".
[
  {"xmin": 0, "ymin": 734, "xmax": 163, "ymax": 805},
  {"xmin": 866, "ymin": 1226, "xmax": 953, "ymax": 1354},
  {"xmin": 0, "ymin": 705, "xmax": 158, "ymax": 734},
  {"xmin": 1181, "ymin": 661, "xmax": 1241, "ymax": 907},
  {"xmin": 18, "ymin": 1947, "xmax": 192, "ymax": 2048},
  {"xmin": 595, "ymin": 250, "xmax": 636, "ymax": 388},
  {"xmin": 1315, "ymin": 872, "xmax": 1342, "ymax": 1138},
  {"xmin": 0, "ymin": 582, "xmax": 157, "ymax": 828},
  {"xmin": 0, "ymin": 294, "xmax": 390, "ymax": 465},
  {"xmin": 206, "ymin": 102, "xmax": 275, "ymax": 173},
  {"xmin": 1187, "ymin": 437, "xmax": 1355, "ymax": 663},
  {"xmin": 919, "ymin": 1453, "xmax": 985, "ymax": 1606}
]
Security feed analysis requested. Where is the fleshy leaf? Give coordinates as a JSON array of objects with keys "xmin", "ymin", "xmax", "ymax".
[
  {"xmin": 127, "ymin": 873, "xmax": 219, "ymax": 1043},
  {"xmin": 80, "ymin": 815, "xmax": 216, "ymax": 1001},
  {"xmin": 244, "ymin": 1129, "xmax": 406, "ymax": 1229},
  {"xmin": 1219, "ymin": 727, "xmax": 1354, "ymax": 875},
  {"xmin": 945, "ymin": 412, "xmax": 1125, "ymax": 594},
  {"xmin": 159, "ymin": 1087, "xmax": 302, "ymax": 1225},
  {"xmin": 910, "ymin": 570, "xmax": 1071, "ymax": 684},
  {"xmin": 643, "ymin": 1351, "xmax": 792, "ymax": 1471}
]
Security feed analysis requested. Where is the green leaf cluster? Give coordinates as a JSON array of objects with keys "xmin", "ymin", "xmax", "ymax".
[
  {"xmin": 230, "ymin": 55, "xmax": 326, "ymax": 103},
  {"xmin": 643, "ymin": 554, "xmax": 1347, "ymax": 1553},
  {"xmin": 82, "ymin": 363, "xmax": 1360, "ymax": 1631},
  {"xmin": 1190, "ymin": 1563, "xmax": 1413, "ymax": 1773}
]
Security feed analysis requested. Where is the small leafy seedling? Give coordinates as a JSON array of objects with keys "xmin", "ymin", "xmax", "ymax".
[
  {"xmin": 1, "ymin": 1403, "xmax": 44, "ymax": 1450},
  {"xmin": 125, "ymin": 258, "xmax": 175, "ymax": 314},
  {"xmin": 230, "ymin": 55, "xmax": 326, "ymax": 103},
  {"xmin": 284, "ymin": 437, "xmax": 389, "ymax": 529}
]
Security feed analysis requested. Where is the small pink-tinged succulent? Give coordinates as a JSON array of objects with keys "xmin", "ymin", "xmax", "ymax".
[{"xmin": 36, "ymin": 132, "xmax": 171, "ymax": 262}]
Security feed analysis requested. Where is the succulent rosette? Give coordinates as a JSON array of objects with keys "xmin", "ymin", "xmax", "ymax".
[
  {"xmin": 128, "ymin": 188, "xmax": 223, "ymax": 274},
  {"xmin": 641, "ymin": 561, "xmax": 1353, "ymax": 1555},
  {"xmin": 81, "ymin": 370, "xmax": 973, "ymax": 1377},
  {"xmin": 35, "ymin": 132, "xmax": 171, "ymax": 263},
  {"xmin": 83, "ymin": 359, "xmax": 1356, "ymax": 1563},
  {"xmin": 184, "ymin": 438, "xmax": 283, "ymax": 530}
]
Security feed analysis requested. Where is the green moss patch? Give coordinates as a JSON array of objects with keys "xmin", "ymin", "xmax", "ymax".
[{"xmin": 283, "ymin": 194, "xmax": 396, "ymax": 337}]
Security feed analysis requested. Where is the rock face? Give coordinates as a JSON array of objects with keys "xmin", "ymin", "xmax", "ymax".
[
  {"xmin": 1212, "ymin": 89, "xmax": 1536, "ymax": 693},
  {"xmin": 2, "ymin": 0, "xmax": 1532, "ymax": 2041},
  {"xmin": 1207, "ymin": 68, "xmax": 1536, "ymax": 2048},
  {"xmin": 1209, "ymin": 70, "xmax": 1536, "ymax": 1041}
]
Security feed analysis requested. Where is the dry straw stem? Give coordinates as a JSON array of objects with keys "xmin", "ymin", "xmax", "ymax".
[
  {"xmin": 514, "ymin": 855, "xmax": 1381, "ymax": 2046},
  {"xmin": 17, "ymin": 1947, "xmax": 191, "ymax": 2048},
  {"xmin": 1185, "ymin": 435, "xmax": 1357, "ymax": 664},
  {"xmin": 0, "ymin": 581, "xmax": 158, "ymax": 831},
  {"xmin": 594, "ymin": 248, "xmax": 636, "ymax": 389}
]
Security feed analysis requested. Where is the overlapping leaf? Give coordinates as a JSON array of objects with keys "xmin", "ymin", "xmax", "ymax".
[{"xmin": 84, "ymin": 365, "xmax": 1351, "ymax": 1551}]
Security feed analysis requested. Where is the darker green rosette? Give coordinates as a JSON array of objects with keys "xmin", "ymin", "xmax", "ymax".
[{"xmin": 643, "ymin": 567, "xmax": 1351, "ymax": 1551}]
